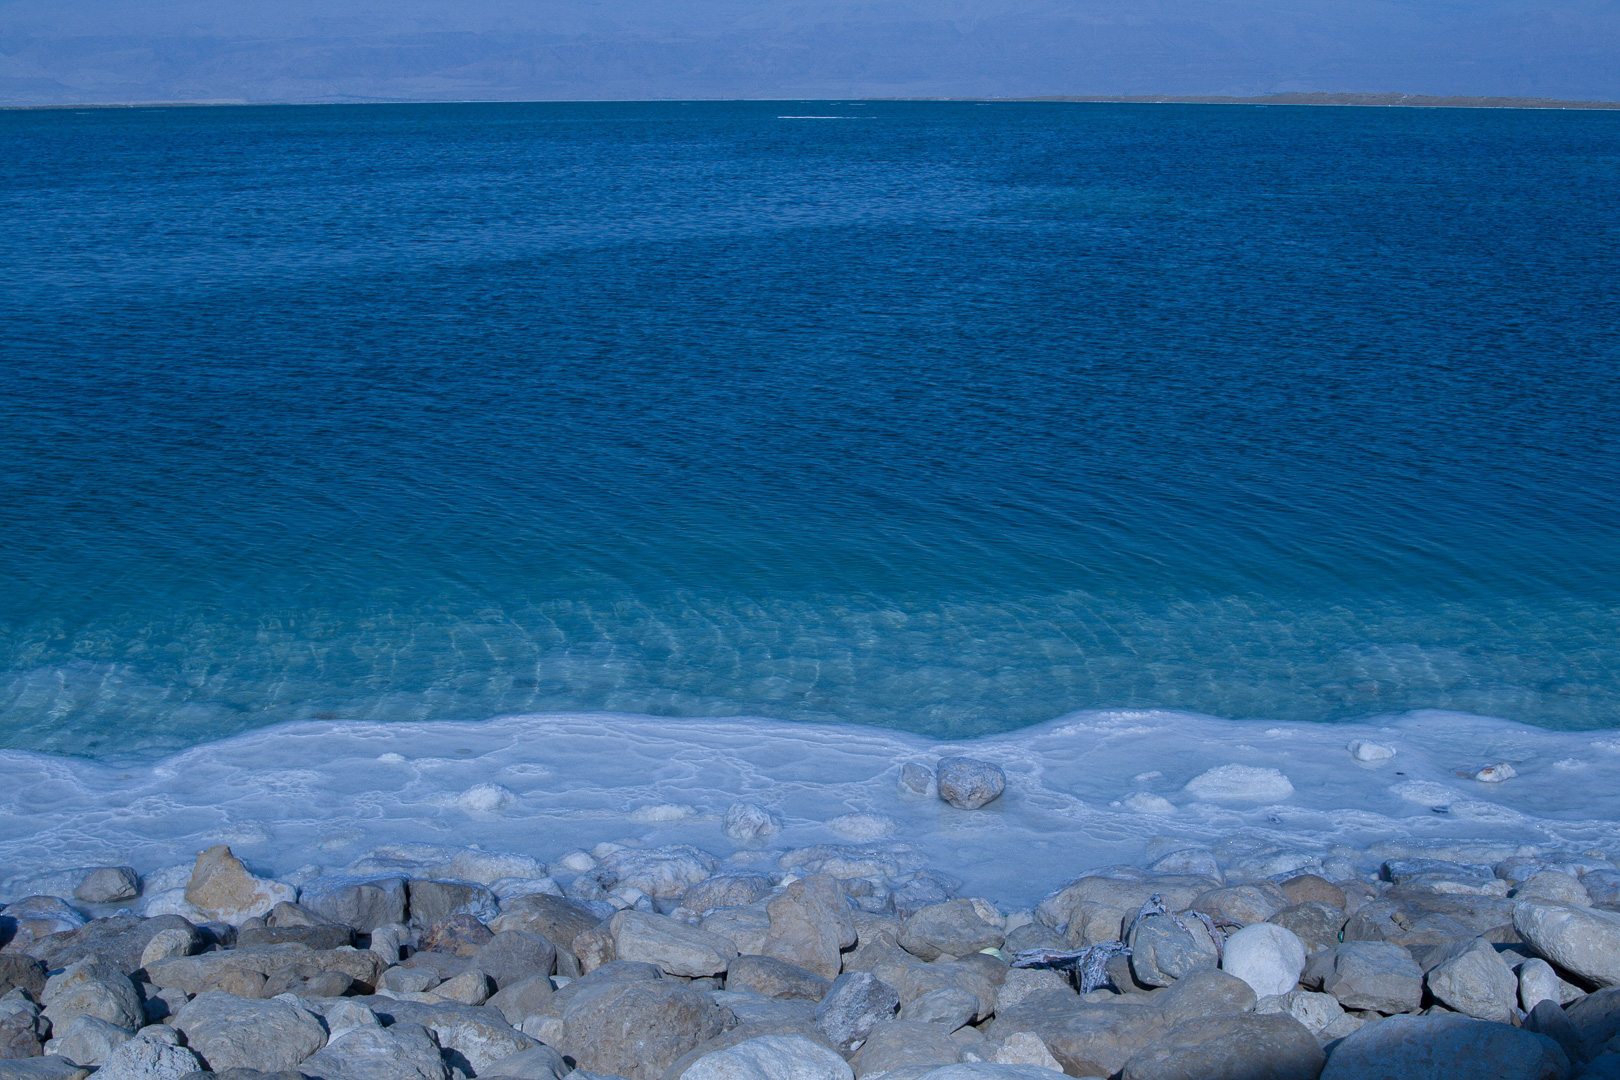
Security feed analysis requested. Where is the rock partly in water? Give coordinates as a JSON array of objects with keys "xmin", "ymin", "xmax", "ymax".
[
  {"xmin": 183, "ymin": 847, "xmax": 296, "ymax": 925},
  {"xmin": 72, "ymin": 868, "xmax": 139, "ymax": 905},
  {"xmin": 724, "ymin": 804, "xmax": 783, "ymax": 843},
  {"xmin": 297, "ymin": 875, "xmax": 409, "ymax": 932}
]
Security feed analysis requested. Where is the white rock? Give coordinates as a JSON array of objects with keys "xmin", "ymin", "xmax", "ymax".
[
  {"xmin": 828, "ymin": 813, "xmax": 897, "ymax": 841},
  {"xmin": 1123, "ymin": 793, "xmax": 1177, "ymax": 816},
  {"xmin": 1184, "ymin": 765, "xmax": 1294, "ymax": 802},
  {"xmin": 682, "ymin": 1033, "xmax": 853, "ymax": 1080},
  {"xmin": 1517, "ymin": 959, "xmax": 1564, "ymax": 1012},
  {"xmin": 555, "ymin": 849, "xmax": 598, "ymax": 874},
  {"xmin": 1222, "ymin": 923, "xmax": 1307, "ymax": 998},
  {"xmin": 1347, "ymin": 740, "xmax": 1396, "ymax": 763},
  {"xmin": 725, "ymin": 803, "xmax": 783, "ymax": 842},
  {"xmin": 457, "ymin": 783, "xmax": 518, "ymax": 813},
  {"xmin": 141, "ymin": 928, "xmax": 198, "ymax": 967},
  {"xmin": 91, "ymin": 1033, "xmax": 204, "ymax": 1080},
  {"xmin": 1474, "ymin": 763, "xmax": 1518, "ymax": 783}
]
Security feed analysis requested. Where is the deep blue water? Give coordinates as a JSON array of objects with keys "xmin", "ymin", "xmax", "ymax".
[{"xmin": 2, "ymin": 101, "xmax": 1618, "ymax": 757}]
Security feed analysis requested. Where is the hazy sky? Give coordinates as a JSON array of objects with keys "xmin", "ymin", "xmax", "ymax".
[{"xmin": 2, "ymin": 0, "xmax": 1617, "ymax": 105}]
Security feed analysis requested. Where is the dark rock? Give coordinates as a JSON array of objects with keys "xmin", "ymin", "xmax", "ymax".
[
  {"xmin": 0, "ymin": 957, "xmax": 46, "ymax": 999},
  {"xmin": 73, "ymin": 868, "xmax": 140, "ymax": 905},
  {"xmin": 814, "ymin": 972, "xmax": 900, "ymax": 1052},
  {"xmin": 1121, "ymin": 1013, "xmax": 1325, "ymax": 1080},
  {"xmin": 936, "ymin": 758, "xmax": 1006, "ymax": 810},
  {"xmin": 1319, "ymin": 1013, "xmax": 1568, "ymax": 1080},
  {"xmin": 296, "ymin": 876, "xmax": 408, "ymax": 933},
  {"xmin": 420, "ymin": 914, "xmax": 494, "ymax": 956},
  {"xmin": 31, "ymin": 916, "xmax": 204, "ymax": 975}
]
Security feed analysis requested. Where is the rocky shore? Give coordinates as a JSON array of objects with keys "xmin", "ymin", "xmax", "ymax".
[{"xmin": 2, "ymin": 756, "xmax": 1619, "ymax": 1080}]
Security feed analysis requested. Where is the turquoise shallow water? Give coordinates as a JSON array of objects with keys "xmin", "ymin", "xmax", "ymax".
[{"xmin": 1, "ymin": 101, "xmax": 1618, "ymax": 757}]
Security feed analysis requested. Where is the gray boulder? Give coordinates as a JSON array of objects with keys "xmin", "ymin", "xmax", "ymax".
[
  {"xmin": 915, "ymin": 1067, "xmax": 1068, "ymax": 1080},
  {"xmin": 0, "ymin": 997, "xmax": 47, "ymax": 1058},
  {"xmin": 900, "ymin": 900, "xmax": 1006, "ymax": 962},
  {"xmin": 870, "ymin": 959, "xmax": 998, "ymax": 1023},
  {"xmin": 761, "ymin": 877, "xmax": 855, "ymax": 981},
  {"xmin": 898, "ymin": 986, "xmax": 978, "ymax": 1031},
  {"xmin": 727, "ymin": 956, "xmax": 831, "ymax": 1001},
  {"xmin": 936, "ymin": 758, "xmax": 1006, "ymax": 810},
  {"xmin": 488, "ymin": 973, "xmax": 556, "ymax": 1026},
  {"xmin": 480, "ymin": 1044, "xmax": 570, "ymax": 1079},
  {"xmin": 558, "ymin": 978, "xmax": 727, "ymax": 1080},
  {"xmin": 1521, "ymin": 999, "xmax": 1581, "ymax": 1065},
  {"xmin": 1423, "ymin": 937, "xmax": 1519, "ymax": 1023},
  {"xmin": 0, "ymin": 1060, "xmax": 91, "ymax": 1079},
  {"xmin": 145, "ymin": 944, "xmax": 386, "ymax": 995},
  {"xmin": 1515, "ymin": 901, "xmax": 1620, "ymax": 987},
  {"xmin": 1565, "ymin": 987, "xmax": 1620, "ymax": 1061},
  {"xmin": 475, "ymin": 931, "xmax": 558, "ymax": 987},
  {"xmin": 848, "ymin": 1020, "xmax": 960, "ymax": 1078},
  {"xmin": 72, "ymin": 869, "xmax": 139, "ymax": 905},
  {"xmin": 1129, "ymin": 915, "xmax": 1220, "ymax": 988},
  {"xmin": 171, "ymin": 992, "xmax": 327, "ymax": 1073},
  {"xmin": 31, "ymin": 915, "xmax": 204, "ymax": 975},
  {"xmin": 301, "ymin": 1022, "xmax": 450, "ymax": 1080},
  {"xmin": 1191, "ymin": 883, "xmax": 1291, "ymax": 926},
  {"xmin": 1154, "ymin": 969, "xmax": 1259, "ymax": 1025},
  {"xmin": 815, "ymin": 972, "xmax": 900, "ymax": 1053},
  {"xmin": 1513, "ymin": 872, "xmax": 1592, "ymax": 907},
  {"xmin": 88, "ymin": 1033, "xmax": 202, "ymax": 1080},
  {"xmin": 1304, "ymin": 941, "xmax": 1422, "ymax": 1014},
  {"xmin": 41, "ymin": 958, "xmax": 144, "ymax": 1033},
  {"xmin": 1319, "ymin": 1013, "xmax": 1569, "ymax": 1080},
  {"xmin": 610, "ymin": 911, "xmax": 738, "ymax": 978},
  {"xmin": 408, "ymin": 880, "xmax": 499, "ymax": 926},
  {"xmin": 1254, "ymin": 990, "xmax": 1348, "ymax": 1038},
  {"xmin": 1121, "ymin": 1013, "xmax": 1325, "ymax": 1080},
  {"xmin": 297, "ymin": 876, "xmax": 409, "ymax": 932},
  {"xmin": 43, "ymin": 1015, "xmax": 133, "ymax": 1066},
  {"xmin": 682, "ymin": 1034, "xmax": 853, "ymax": 1080}
]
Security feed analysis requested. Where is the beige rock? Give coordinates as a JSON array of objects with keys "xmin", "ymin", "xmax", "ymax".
[
  {"xmin": 611, "ymin": 910, "xmax": 739, "ymax": 978},
  {"xmin": 762, "ymin": 877, "xmax": 856, "ymax": 981},
  {"xmin": 183, "ymin": 846, "xmax": 296, "ymax": 925},
  {"xmin": 990, "ymin": 1032, "xmax": 1063, "ymax": 1072}
]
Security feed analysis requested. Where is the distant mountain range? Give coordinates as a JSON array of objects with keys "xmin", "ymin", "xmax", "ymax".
[{"xmin": 3, "ymin": 0, "xmax": 1617, "ymax": 106}]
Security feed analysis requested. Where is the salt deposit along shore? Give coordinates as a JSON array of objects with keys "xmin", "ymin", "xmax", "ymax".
[{"xmin": 5, "ymin": 707, "xmax": 1620, "ymax": 1077}]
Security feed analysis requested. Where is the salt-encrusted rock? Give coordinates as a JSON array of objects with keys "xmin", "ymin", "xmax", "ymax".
[
  {"xmin": 436, "ymin": 968, "xmax": 495, "ymax": 1005},
  {"xmin": 1192, "ymin": 882, "xmax": 1291, "ymax": 926},
  {"xmin": 1422, "ymin": 936, "xmax": 1519, "ymax": 1023},
  {"xmin": 892, "ymin": 874, "xmax": 960, "ymax": 920},
  {"xmin": 1347, "ymin": 740, "xmax": 1396, "ymax": 763},
  {"xmin": 1120, "ymin": 1013, "xmax": 1324, "ymax": 1080},
  {"xmin": 727, "ymin": 955, "xmax": 832, "ymax": 1001},
  {"xmin": 88, "ymin": 1032, "xmax": 203, "ymax": 1080},
  {"xmin": 900, "ymin": 900, "xmax": 1006, "ymax": 962},
  {"xmin": 682, "ymin": 1034, "xmax": 853, "ymax": 1080},
  {"xmin": 72, "ymin": 868, "xmax": 139, "ymax": 905},
  {"xmin": 474, "ymin": 930, "xmax": 558, "ymax": 987},
  {"xmin": 1512, "ymin": 871, "xmax": 1592, "ymax": 907},
  {"xmin": 0, "ymin": 955, "xmax": 46, "ymax": 998},
  {"xmin": 558, "ymin": 978, "xmax": 727, "ymax": 1080},
  {"xmin": 487, "ymin": 973, "xmax": 555, "ymax": 1025},
  {"xmin": 595, "ymin": 847, "xmax": 721, "ymax": 901},
  {"xmin": 1254, "ymin": 990, "xmax": 1346, "ymax": 1038},
  {"xmin": 480, "ymin": 1043, "xmax": 571, "ymax": 1079},
  {"xmin": 172, "ymin": 991, "xmax": 327, "ymax": 1072},
  {"xmin": 43, "ymin": 1015, "xmax": 133, "ymax": 1065},
  {"xmin": 685, "ymin": 875, "xmax": 774, "ymax": 914},
  {"xmin": 936, "ymin": 758, "xmax": 1006, "ymax": 810},
  {"xmin": 301, "ymin": 1021, "xmax": 451, "ymax": 1080},
  {"xmin": 182, "ymin": 847, "xmax": 296, "ymax": 925},
  {"xmin": 1148, "ymin": 849, "xmax": 1224, "ymax": 882},
  {"xmin": 985, "ymin": 1031, "xmax": 1063, "ymax": 1071},
  {"xmin": 296, "ymin": 875, "xmax": 408, "ymax": 932},
  {"xmin": 900, "ymin": 763, "xmax": 935, "ymax": 797},
  {"xmin": 1267, "ymin": 903, "xmax": 1346, "ymax": 956},
  {"xmin": 1184, "ymin": 765, "xmax": 1294, "ymax": 802},
  {"xmin": 1304, "ymin": 941, "xmax": 1422, "ymax": 1014},
  {"xmin": 368, "ymin": 999, "xmax": 535, "ymax": 1073},
  {"xmin": 849, "ymin": 1019, "xmax": 961, "ymax": 1077},
  {"xmin": 725, "ymin": 804, "xmax": 783, "ymax": 843},
  {"xmin": 1129, "ymin": 914, "xmax": 1220, "ymax": 987},
  {"xmin": 761, "ymin": 877, "xmax": 855, "ymax": 981},
  {"xmin": 409, "ymin": 880, "xmax": 499, "ymax": 927},
  {"xmin": 1515, "ymin": 901, "xmax": 1620, "ymax": 986},
  {"xmin": 899, "ymin": 986, "xmax": 979, "ymax": 1031},
  {"xmin": 1318, "ymin": 1013, "xmax": 1568, "ymax": 1080},
  {"xmin": 0, "ymin": 897, "xmax": 86, "ymax": 952},
  {"xmin": 815, "ymin": 972, "xmax": 900, "ymax": 1053},
  {"xmin": 610, "ymin": 910, "xmax": 738, "ymax": 978},
  {"xmin": 1222, "ymin": 923, "xmax": 1307, "ymax": 999},
  {"xmin": 41, "ymin": 957, "xmax": 144, "ymax": 1033},
  {"xmin": 1475, "ymin": 762, "xmax": 1518, "ymax": 783}
]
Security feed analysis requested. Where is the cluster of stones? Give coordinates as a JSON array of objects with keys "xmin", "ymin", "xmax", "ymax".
[{"xmin": 2, "ymin": 769, "xmax": 1620, "ymax": 1079}]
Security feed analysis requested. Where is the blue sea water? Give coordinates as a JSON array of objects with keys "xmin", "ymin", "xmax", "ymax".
[{"xmin": 1, "ymin": 101, "xmax": 1618, "ymax": 759}]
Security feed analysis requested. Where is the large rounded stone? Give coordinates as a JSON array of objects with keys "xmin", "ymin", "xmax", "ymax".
[
  {"xmin": 1514, "ymin": 901, "xmax": 1620, "ymax": 987},
  {"xmin": 901, "ymin": 899, "xmax": 1006, "ymax": 961},
  {"xmin": 1222, "ymin": 923, "xmax": 1307, "ymax": 999},
  {"xmin": 1319, "ymin": 1013, "xmax": 1568, "ymax": 1080},
  {"xmin": 1129, "ymin": 915, "xmax": 1220, "ymax": 987},
  {"xmin": 172, "ymin": 991, "xmax": 327, "ymax": 1073},
  {"xmin": 936, "ymin": 758, "xmax": 1006, "ymax": 810},
  {"xmin": 559, "ymin": 978, "xmax": 727, "ymax": 1080},
  {"xmin": 1121, "ymin": 1013, "xmax": 1324, "ymax": 1080}
]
